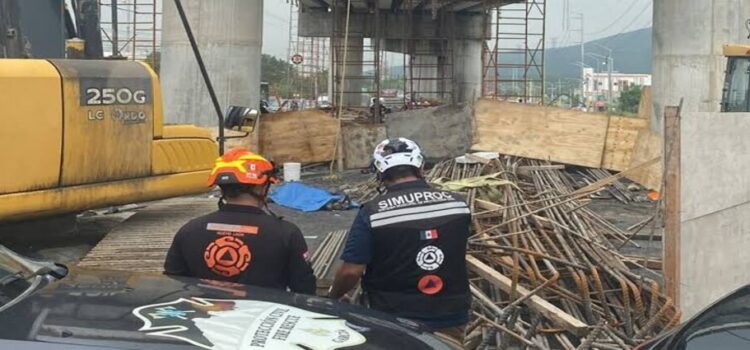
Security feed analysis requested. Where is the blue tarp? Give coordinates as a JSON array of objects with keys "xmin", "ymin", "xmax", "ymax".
[{"xmin": 269, "ymin": 182, "xmax": 344, "ymax": 212}]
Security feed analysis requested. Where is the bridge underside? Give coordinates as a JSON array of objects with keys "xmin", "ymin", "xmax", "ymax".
[
  {"xmin": 299, "ymin": 0, "xmax": 523, "ymax": 14},
  {"xmin": 292, "ymin": 0, "xmax": 544, "ymax": 113}
]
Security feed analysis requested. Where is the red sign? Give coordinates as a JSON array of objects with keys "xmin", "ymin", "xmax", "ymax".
[{"xmin": 291, "ymin": 54, "xmax": 304, "ymax": 65}]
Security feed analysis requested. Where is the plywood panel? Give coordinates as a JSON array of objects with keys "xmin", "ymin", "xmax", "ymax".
[
  {"xmin": 626, "ymin": 129, "xmax": 663, "ymax": 190},
  {"xmin": 259, "ymin": 110, "xmax": 339, "ymax": 163},
  {"xmin": 602, "ymin": 116, "xmax": 649, "ymax": 171},
  {"xmin": 473, "ymin": 100, "xmax": 609, "ymax": 168},
  {"xmin": 342, "ymin": 122, "xmax": 386, "ymax": 169},
  {"xmin": 638, "ymin": 86, "xmax": 652, "ymax": 120}
]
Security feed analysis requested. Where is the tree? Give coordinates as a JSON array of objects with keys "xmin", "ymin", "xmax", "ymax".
[
  {"xmin": 261, "ymin": 54, "xmax": 328, "ymax": 99},
  {"xmin": 618, "ymin": 85, "xmax": 642, "ymax": 114}
]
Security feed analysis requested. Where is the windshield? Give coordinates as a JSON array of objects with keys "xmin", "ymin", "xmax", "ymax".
[
  {"xmin": 0, "ymin": 252, "xmax": 33, "ymax": 308},
  {"xmin": 673, "ymin": 287, "xmax": 750, "ymax": 350},
  {"xmin": 0, "ymin": 245, "xmax": 56, "ymax": 310},
  {"xmin": 722, "ymin": 57, "xmax": 750, "ymax": 112}
]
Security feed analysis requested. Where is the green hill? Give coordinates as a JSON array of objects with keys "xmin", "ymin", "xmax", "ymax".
[
  {"xmin": 546, "ymin": 27, "xmax": 652, "ymax": 80},
  {"xmin": 373, "ymin": 28, "xmax": 652, "ymax": 83}
]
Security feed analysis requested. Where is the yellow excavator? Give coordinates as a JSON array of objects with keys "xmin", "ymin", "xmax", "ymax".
[
  {"xmin": 0, "ymin": 59, "xmax": 212, "ymax": 222},
  {"xmin": 0, "ymin": 1, "xmax": 257, "ymax": 223}
]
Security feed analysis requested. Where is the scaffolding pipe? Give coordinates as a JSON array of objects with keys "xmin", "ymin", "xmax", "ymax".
[
  {"xmin": 172, "ymin": 0, "xmax": 226, "ymax": 154},
  {"xmin": 111, "ymin": 0, "xmax": 119, "ymax": 56},
  {"xmin": 332, "ymin": 0, "xmax": 352, "ymax": 173}
]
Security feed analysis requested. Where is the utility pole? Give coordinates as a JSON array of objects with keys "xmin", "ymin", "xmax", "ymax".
[
  {"xmin": 579, "ymin": 14, "xmax": 584, "ymax": 105},
  {"xmin": 608, "ymin": 54, "xmax": 613, "ymax": 106},
  {"xmin": 593, "ymin": 43, "xmax": 614, "ymax": 108},
  {"xmin": 571, "ymin": 13, "xmax": 584, "ymax": 106}
]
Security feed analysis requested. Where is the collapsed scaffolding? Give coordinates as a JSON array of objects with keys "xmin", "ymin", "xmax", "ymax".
[
  {"xmin": 97, "ymin": 0, "xmax": 161, "ymax": 67},
  {"xmin": 328, "ymin": 0, "xmax": 459, "ymax": 116},
  {"xmin": 94, "ymin": 0, "xmax": 546, "ymax": 111},
  {"xmin": 482, "ymin": 0, "xmax": 546, "ymax": 104},
  {"xmin": 287, "ymin": 2, "xmax": 330, "ymax": 104},
  {"xmin": 300, "ymin": 0, "xmax": 546, "ymax": 119}
]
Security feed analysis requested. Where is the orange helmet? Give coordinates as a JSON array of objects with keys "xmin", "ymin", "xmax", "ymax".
[{"xmin": 207, "ymin": 148, "xmax": 279, "ymax": 187}]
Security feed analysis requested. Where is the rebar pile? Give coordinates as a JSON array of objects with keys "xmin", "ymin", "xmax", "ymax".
[
  {"xmin": 340, "ymin": 179, "xmax": 379, "ymax": 204},
  {"xmin": 428, "ymin": 156, "xmax": 678, "ymax": 350},
  {"xmin": 578, "ymin": 169, "xmax": 638, "ymax": 204},
  {"xmin": 311, "ymin": 229, "xmax": 348, "ymax": 279}
]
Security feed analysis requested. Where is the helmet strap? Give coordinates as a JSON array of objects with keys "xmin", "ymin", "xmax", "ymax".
[
  {"xmin": 375, "ymin": 172, "xmax": 387, "ymax": 194},
  {"xmin": 247, "ymin": 183, "xmax": 271, "ymax": 205}
]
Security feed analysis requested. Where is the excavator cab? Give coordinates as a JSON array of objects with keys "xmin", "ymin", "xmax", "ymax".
[{"xmin": 722, "ymin": 45, "xmax": 750, "ymax": 112}]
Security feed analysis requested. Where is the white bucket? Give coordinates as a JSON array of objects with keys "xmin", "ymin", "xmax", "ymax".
[{"xmin": 283, "ymin": 162, "xmax": 302, "ymax": 182}]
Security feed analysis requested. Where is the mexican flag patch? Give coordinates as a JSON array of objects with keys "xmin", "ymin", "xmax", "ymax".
[{"xmin": 420, "ymin": 229, "xmax": 439, "ymax": 240}]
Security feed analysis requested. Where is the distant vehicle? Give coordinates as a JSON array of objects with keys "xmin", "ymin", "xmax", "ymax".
[
  {"xmin": 260, "ymin": 100, "xmax": 270, "ymax": 114},
  {"xmin": 634, "ymin": 285, "xmax": 750, "ymax": 349},
  {"xmin": 369, "ymin": 97, "xmax": 392, "ymax": 115},
  {"xmin": 317, "ymin": 95, "xmax": 332, "ymax": 109},
  {"xmin": 0, "ymin": 244, "xmax": 455, "ymax": 349},
  {"xmin": 595, "ymin": 100, "xmax": 606, "ymax": 112},
  {"xmin": 380, "ymin": 89, "xmax": 398, "ymax": 98}
]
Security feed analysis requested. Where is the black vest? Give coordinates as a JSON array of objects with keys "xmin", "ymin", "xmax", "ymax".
[{"xmin": 362, "ymin": 181, "xmax": 471, "ymax": 319}]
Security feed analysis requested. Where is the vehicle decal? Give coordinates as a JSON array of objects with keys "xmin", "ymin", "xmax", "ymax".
[{"xmin": 133, "ymin": 297, "xmax": 367, "ymax": 349}]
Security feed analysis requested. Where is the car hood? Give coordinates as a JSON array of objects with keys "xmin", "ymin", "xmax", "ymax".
[{"xmin": 0, "ymin": 266, "xmax": 451, "ymax": 350}]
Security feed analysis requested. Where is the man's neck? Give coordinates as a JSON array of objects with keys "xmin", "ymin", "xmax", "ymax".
[
  {"xmin": 386, "ymin": 176, "xmax": 421, "ymax": 187},
  {"xmin": 225, "ymin": 194, "xmax": 263, "ymax": 208}
]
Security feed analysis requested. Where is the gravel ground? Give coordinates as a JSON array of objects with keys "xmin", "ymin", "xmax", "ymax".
[
  {"xmin": 0, "ymin": 169, "xmax": 662, "ymax": 283},
  {"xmin": 0, "ymin": 170, "xmax": 371, "ymax": 265}
]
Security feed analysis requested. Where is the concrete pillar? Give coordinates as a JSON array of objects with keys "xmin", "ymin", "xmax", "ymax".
[
  {"xmin": 161, "ymin": 0, "xmax": 263, "ymax": 127},
  {"xmin": 652, "ymin": 0, "xmax": 750, "ymax": 132},
  {"xmin": 653, "ymin": 0, "xmax": 750, "ymax": 320},
  {"xmin": 335, "ymin": 37, "xmax": 365, "ymax": 106},
  {"xmin": 453, "ymin": 40, "xmax": 482, "ymax": 103}
]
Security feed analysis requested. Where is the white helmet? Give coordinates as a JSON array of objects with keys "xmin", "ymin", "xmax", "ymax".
[{"xmin": 372, "ymin": 138, "xmax": 424, "ymax": 173}]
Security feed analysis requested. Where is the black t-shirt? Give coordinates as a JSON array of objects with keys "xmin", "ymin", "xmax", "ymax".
[
  {"xmin": 164, "ymin": 204, "xmax": 316, "ymax": 295},
  {"xmin": 354, "ymin": 180, "xmax": 472, "ymax": 323}
]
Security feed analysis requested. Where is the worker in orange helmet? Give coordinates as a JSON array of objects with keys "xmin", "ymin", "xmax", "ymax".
[{"xmin": 164, "ymin": 148, "xmax": 316, "ymax": 295}]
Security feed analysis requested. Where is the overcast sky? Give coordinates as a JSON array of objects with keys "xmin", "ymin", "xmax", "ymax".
[{"xmin": 262, "ymin": 0, "xmax": 653, "ymax": 59}]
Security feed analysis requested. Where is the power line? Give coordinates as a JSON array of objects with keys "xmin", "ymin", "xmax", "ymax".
[
  {"xmin": 585, "ymin": 0, "xmax": 639, "ymax": 36},
  {"xmin": 611, "ymin": 1, "xmax": 652, "ymax": 37}
]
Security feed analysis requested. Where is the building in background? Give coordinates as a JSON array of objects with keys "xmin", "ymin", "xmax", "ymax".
[{"xmin": 582, "ymin": 67, "xmax": 651, "ymax": 100}]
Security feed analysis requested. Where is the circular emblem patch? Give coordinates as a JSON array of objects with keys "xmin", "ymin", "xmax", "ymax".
[
  {"xmin": 417, "ymin": 275, "xmax": 444, "ymax": 295},
  {"xmin": 204, "ymin": 236, "xmax": 251, "ymax": 277},
  {"xmin": 415, "ymin": 245, "xmax": 444, "ymax": 271}
]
